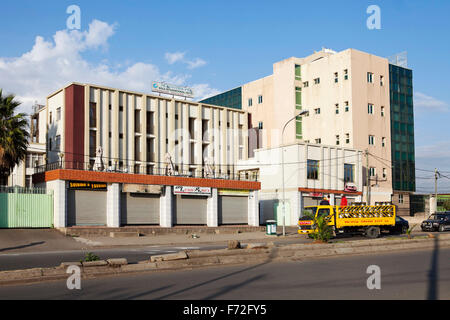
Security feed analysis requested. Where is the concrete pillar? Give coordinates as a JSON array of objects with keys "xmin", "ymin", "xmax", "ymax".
[
  {"xmin": 47, "ymin": 180, "xmax": 67, "ymax": 228},
  {"xmin": 299, "ymin": 192, "xmax": 304, "ymax": 218},
  {"xmin": 248, "ymin": 191, "xmax": 259, "ymax": 226},
  {"xmin": 330, "ymin": 193, "xmax": 336, "ymax": 206},
  {"xmin": 207, "ymin": 188, "xmax": 218, "ymax": 227},
  {"xmin": 107, "ymin": 183, "xmax": 121, "ymax": 227},
  {"xmin": 160, "ymin": 186, "xmax": 173, "ymax": 227}
]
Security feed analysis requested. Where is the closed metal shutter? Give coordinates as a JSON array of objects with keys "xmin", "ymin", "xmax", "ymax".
[
  {"xmin": 121, "ymin": 193, "xmax": 160, "ymax": 225},
  {"xmin": 67, "ymin": 190, "xmax": 107, "ymax": 226},
  {"xmin": 175, "ymin": 195, "xmax": 207, "ymax": 225},
  {"xmin": 304, "ymin": 197, "xmax": 320, "ymax": 207},
  {"xmin": 219, "ymin": 196, "xmax": 248, "ymax": 225}
]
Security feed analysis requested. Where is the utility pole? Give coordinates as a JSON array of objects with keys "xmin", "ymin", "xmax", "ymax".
[
  {"xmin": 434, "ymin": 168, "xmax": 440, "ymax": 213},
  {"xmin": 365, "ymin": 149, "xmax": 370, "ymax": 205}
]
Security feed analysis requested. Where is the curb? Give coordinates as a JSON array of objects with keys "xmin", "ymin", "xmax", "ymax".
[{"xmin": 1, "ymin": 235, "xmax": 449, "ymax": 286}]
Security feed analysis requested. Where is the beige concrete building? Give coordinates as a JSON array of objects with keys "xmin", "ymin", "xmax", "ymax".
[
  {"xmin": 204, "ymin": 48, "xmax": 394, "ymax": 204},
  {"xmin": 44, "ymin": 83, "xmax": 249, "ymax": 178}
]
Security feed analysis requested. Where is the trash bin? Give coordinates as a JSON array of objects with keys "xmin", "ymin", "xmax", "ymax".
[{"xmin": 266, "ymin": 220, "xmax": 277, "ymax": 236}]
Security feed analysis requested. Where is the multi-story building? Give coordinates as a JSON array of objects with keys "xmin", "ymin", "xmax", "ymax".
[
  {"xmin": 7, "ymin": 104, "xmax": 46, "ymax": 187},
  {"xmin": 32, "ymin": 83, "xmax": 260, "ymax": 228},
  {"xmin": 203, "ymin": 48, "xmax": 416, "ymax": 210}
]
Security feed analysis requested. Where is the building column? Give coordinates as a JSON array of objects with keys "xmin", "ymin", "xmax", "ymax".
[
  {"xmin": 107, "ymin": 183, "xmax": 121, "ymax": 227},
  {"xmin": 248, "ymin": 190, "xmax": 259, "ymax": 226},
  {"xmin": 47, "ymin": 180, "xmax": 67, "ymax": 228},
  {"xmin": 299, "ymin": 191, "xmax": 304, "ymax": 218},
  {"xmin": 207, "ymin": 188, "xmax": 218, "ymax": 227},
  {"xmin": 160, "ymin": 186, "xmax": 173, "ymax": 227}
]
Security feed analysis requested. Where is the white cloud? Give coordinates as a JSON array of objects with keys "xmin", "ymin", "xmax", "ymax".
[
  {"xmin": 165, "ymin": 51, "xmax": 207, "ymax": 69},
  {"xmin": 414, "ymin": 92, "xmax": 449, "ymax": 112},
  {"xmin": 0, "ymin": 20, "xmax": 218, "ymax": 114},
  {"xmin": 165, "ymin": 51, "xmax": 186, "ymax": 65}
]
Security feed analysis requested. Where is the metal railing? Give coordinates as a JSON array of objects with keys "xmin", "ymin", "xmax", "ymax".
[
  {"xmin": 0, "ymin": 186, "xmax": 51, "ymax": 195},
  {"xmin": 34, "ymin": 161, "xmax": 259, "ymax": 182}
]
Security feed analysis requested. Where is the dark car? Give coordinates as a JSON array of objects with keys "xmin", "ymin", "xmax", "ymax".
[
  {"xmin": 385, "ymin": 216, "xmax": 409, "ymax": 234},
  {"xmin": 421, "ymin": 212, "xmax": 450, "ymax": 232}
]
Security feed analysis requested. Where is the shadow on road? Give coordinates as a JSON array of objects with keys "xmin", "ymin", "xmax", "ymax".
[
  {"xmin": 153, "ymin": 246, "xmax": 279, "ymax": 300},
  {"xmin": 0, "ymin": 241, "xmax": 45, "ymax": 253},
  {"xmin": 426, "ymin": 236, "xmax": 439, "ymax": 300}
]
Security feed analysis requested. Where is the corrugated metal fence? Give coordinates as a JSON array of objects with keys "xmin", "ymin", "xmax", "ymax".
[{"xmin": 0, "ymin": 187, "xmax": 54, "ymax": 228}]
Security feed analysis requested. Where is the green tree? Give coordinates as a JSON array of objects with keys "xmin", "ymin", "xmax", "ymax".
[
  {"xmin": 306, "ymin": 211, "xmax": 333, "ymax": 242},
  {"xmin": 443, "ymin": 199, "xmax": 450, "ymax": 211},
  {"xmin": 0, "ymin": 89, "xmax": 29, "ymax": 185}
]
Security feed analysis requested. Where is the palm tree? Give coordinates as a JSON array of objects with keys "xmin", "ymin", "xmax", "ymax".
[{"xmin": 0, "ymin": 89, "xmax": 29, "ymax": 185}]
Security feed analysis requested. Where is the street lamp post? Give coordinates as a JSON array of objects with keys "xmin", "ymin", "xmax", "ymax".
[{"xmin": 281, "ymin": 110, "xmax": 309, "ymax": 237}]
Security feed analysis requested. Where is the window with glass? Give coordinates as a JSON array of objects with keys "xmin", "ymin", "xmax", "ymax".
[
  {"xmin": 369, "ymin": 167, "xmax": 376, "ymax": 177},
  {"xmin": 248, "ymin": 98, "xmax": 253, "ymax": 107},
  {"xmin": 346, "ymin": 133, "xmax": 350, "ymax": 144},
  {"xmin": 334, "ymin": 72, "xmax": 338, "ymax": 83},
  {"xmin": 258, "ymin": 95, "xmax": 263, "ymax": 104},
  {"xmin": 314, "ymin": 108, "xmax": 321, "ymax": 114},
  {"xmin": 344, "ymin": 69, "xmax": 349, "ymax": 80},
  {"xmin": 369, "ymin": 135, "xmax": 375, "ymax": 145},
  {"xmin": 381, "ymin": 106, "xmax": 385, "ymax": 117},
  {"xmin": 368, "ymin": 103, "xmax": 374, "ymax": 114},
  {"xmin": 367, "ymin": 72, "xmax": 374, "ymax": 83},
  {"xmin": 336, "ymin": 135, "xmax": 340, "ymax": 145},
  {"xmin": 307, "ymin": 160, "xmax": 319, "ymax": 180},
  {"xmin": 303, "ymin": 81, "xmax": 309, "ymax": 88},
  {"xmin": 344, "ymin": 164, "xmax": 354, "ymax": 182},
  {"xmin": 345, "ymin": 101, "xmax": 349, "ymax": 112},
  {"xmin": 89, "ymin": 102, "xmax": 97, "ymax": 128},
  {"xmin": 314, "ymin": 78, "xmax": 320, "ymax": 85},
  {"xmin": 335, "ymin": 104, "xmax": 339, "ymax": 114},
  {"xmin": 56, "ymin": 108, "xmax": 61, "ymax": 121},
  {"xmin": 295, "ymin": 64, "xmax": 301, "ymax": 80}
]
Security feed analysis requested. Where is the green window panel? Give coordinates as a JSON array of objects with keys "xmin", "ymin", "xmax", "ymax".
[
  {"xmin": 296, "ymin": 120, "xmax": 302, "ymax": 135},
  {"xmin": 295, "ymin": 65, "xmax": 301, "ymax": 80}
]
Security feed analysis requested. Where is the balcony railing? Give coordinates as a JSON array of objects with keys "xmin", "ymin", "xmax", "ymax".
[{"xmin": 34, "ymin": 161, "xmax": 259, "ymax": 182}]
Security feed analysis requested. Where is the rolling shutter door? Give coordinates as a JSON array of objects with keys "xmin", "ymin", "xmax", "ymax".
[
  {"xmin": 121, "ymin": 193, "xmax": 160, "ymax": 225},
  {"xmin": 303, "ymin": 197, "xmax": 319, "ymax": 207},
  {"xmin": 219, "ymin": 196, "xmax": 248, "ymax": 225},
  {"xmin": 175, "ymin": 195, "xmax": 207, "ymax": 225},
  {"xmin": 67, "ymin": 190, "xmax": 107, "ymax": 226}
]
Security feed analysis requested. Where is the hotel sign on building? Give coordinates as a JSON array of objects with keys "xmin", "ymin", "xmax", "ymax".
[
  {"xmin": 152, "ymin": 81, "xmax": 194, "ymax": 99},
  {"xmin": 173, "ymin": 186, "xmax": 212, "ymax": 196}
]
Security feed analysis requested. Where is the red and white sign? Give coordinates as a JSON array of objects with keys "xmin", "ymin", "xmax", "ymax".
[
  {"xmin": 308, "ymin": 192, "xmax": 323, "ymax": 198},
  {"xmin": 344, "ymin": 183, "xmax": 357, "ymax": 193},
  {"xmin": 174, "ymin": 186, "xmax": 211, "ymax": 196}
]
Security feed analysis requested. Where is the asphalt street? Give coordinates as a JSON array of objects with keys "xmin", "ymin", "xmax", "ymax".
[
  {"xmin": 0, "ymin": 245, "xmax": 448, "ymax": 300},
  {"xmin": 0, "ymin": 232, "xmax": 431, "ymax": 271}
]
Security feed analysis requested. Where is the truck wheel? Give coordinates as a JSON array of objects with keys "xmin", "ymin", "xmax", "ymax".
[
  {"xmin": 365, "ymin": 226, "xmax": 380, "ymax": 239},
  {"xmin": 438, "ymin": 225, "xmax": 445, "ymax": 232}
]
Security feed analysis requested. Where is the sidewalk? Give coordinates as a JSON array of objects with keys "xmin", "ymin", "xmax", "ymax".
[{"xmin": 73, "ymin": 227, "xmax": 302, "ymax": 248}]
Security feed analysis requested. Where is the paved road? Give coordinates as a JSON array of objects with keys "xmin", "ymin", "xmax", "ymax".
[
  {"xmin": 0, "ymin": 232, "xmax": 431, "ymax": 271},
  {"xmin": 1, "ymin": 245, "xmax": 448, "ymax": 300}
]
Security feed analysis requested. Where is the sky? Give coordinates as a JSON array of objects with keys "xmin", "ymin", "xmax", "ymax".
[{"xmin": 0, "ymin": 0, "xmax": 449, "ymax": 193}]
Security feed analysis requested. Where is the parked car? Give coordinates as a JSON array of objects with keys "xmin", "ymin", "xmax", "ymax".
[
  {"xmin": 421, "ymin": 212, "xmax": 450, "ymax": 232},
  {"xmin": 385, "ymin": 216, "xmax": 409, "ymax": 234}
]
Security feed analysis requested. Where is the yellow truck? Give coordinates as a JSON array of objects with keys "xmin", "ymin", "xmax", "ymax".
[{"xmin": 298, "ymin": 204, "xmax": 396, "ymax": 239}]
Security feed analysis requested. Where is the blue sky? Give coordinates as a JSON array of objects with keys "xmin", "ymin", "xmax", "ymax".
[{"xmin": 0, "ymin": 0, "xmax": 449, "ymax": 192}]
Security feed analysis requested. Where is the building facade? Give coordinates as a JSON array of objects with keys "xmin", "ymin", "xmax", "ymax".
[
  {"xmin": 203, "ymin": 48, "xmax": 416, "ymax": 206},
  {"xmin": 237, "ymin": 142, "xmax": 363, "ymax": 225},
  {"xmin": 32, "ymin": 83, "xmax": 260, "ymax": 228}
]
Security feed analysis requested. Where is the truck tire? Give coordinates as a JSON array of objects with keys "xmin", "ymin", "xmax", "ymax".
[
  {"xmin": 365, "ymin": 226, "xmax": 380, "ymax": 239},
  {"xmin": 438, "ymin": 225, "xmax": 445, "ymax": 232}
]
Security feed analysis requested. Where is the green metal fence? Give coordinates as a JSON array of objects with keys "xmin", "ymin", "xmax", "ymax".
[{"xmin": 0, "ymin": 187, "xmax": 53, "ymax": 228}]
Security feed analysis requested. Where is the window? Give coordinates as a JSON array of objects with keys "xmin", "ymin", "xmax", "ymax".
[
  {"xmin": 334, "ymin": 72, "xmax": 338, "ymax": 83},
  {"xmin": 48, "ymin": 139, "xmax": 52, "ymax": 151},
  {"xmin": 258, "ymin": 122, "xmax": 263, "ymax": 130},
  {"xmin": 380, "ymin": 75, "xmax": 384, "ymax": 86},
  {"xmin": 56, "ymin": 108, "xmax": 61, "ymax": 121},
  {"xmin": 314, "ymin": 78, "xmax": 320, "ymax": 85},
  {"xmin": 336, "ymin": 135, "xmax": 340, "ymax": 145},
  {"xmin": 307, "ymin": 160, "xmax": 319, "ymax": 180},
  {"xmin": 346, "ymin": 133, "xmax": 350, "ymax": 144},
  {"xmin": 315, "ymin": 138, "xmax": 321, "ymax": 144},
  {"xmin": 303, "ymin": 81, "xmax": 309, "ymax": 88},
  {"xmin": 314, "ymin": 108, "xmax": 321, "ymax": 114},
  {"xmin": 295, "ymin": 64, "xmax": 301, "ymax": 80},
  {"xmin": 345, "ymin": 101, "xmax": 349, "ymax": 112},
  {"xmin": 398, "ymin": 194, "xmax": 404, "ymax": 204},
  {"xmin": 382, "ymin": 137, "xmax": 386, "ymax": 147},
  {"xmin": 344, "ymin": 164, "xmax": 354, "ymax": 183},
  {"xmin": 89, "ymin": 102, "xmax": 97, "ymax": 128},
  {"xmin": 248, "ymin": 98, "xmax": 253, "ymax": 107},
  {"xmin": 344, "ymin": 69, "xmax": 349, "ymax": 80},
  {"xmin": 369, "ymin": 135, "xmax": 375, "ymax": 145},
  {"xmin": 258, "ymin": 95, "xmax": 263, "ymax": 104},
  {"xmin": 369, "ymin": 167, "xmax": 376, "ymax": 177},
  {"xmin": 49, "ymin": 112, "xmax": 52, "ymax": 124},
  {"xmin": 368, "ymin": 103, "xmax": 374, "ymax": 114},
  {"xmin": 381, "ymin": 106, "xmax": 385, "ymax": 117},
  {"xmin": 295, "ymin": 87, "xmax": 302, "ymax": 109},
  {"xmin": 367, "ymin": 72, "xmax": 374, "ymax": 83},
  {"xmin": 55, "ymin": 135, "xmax": 61, "ymax": 152},
  {"xmin": 383, "ymin": 168, "xmax": 387, "ymax": 179},
  {"xmin": 335, "ymin": 104, "xmax": 339, "ymax": 114}
]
